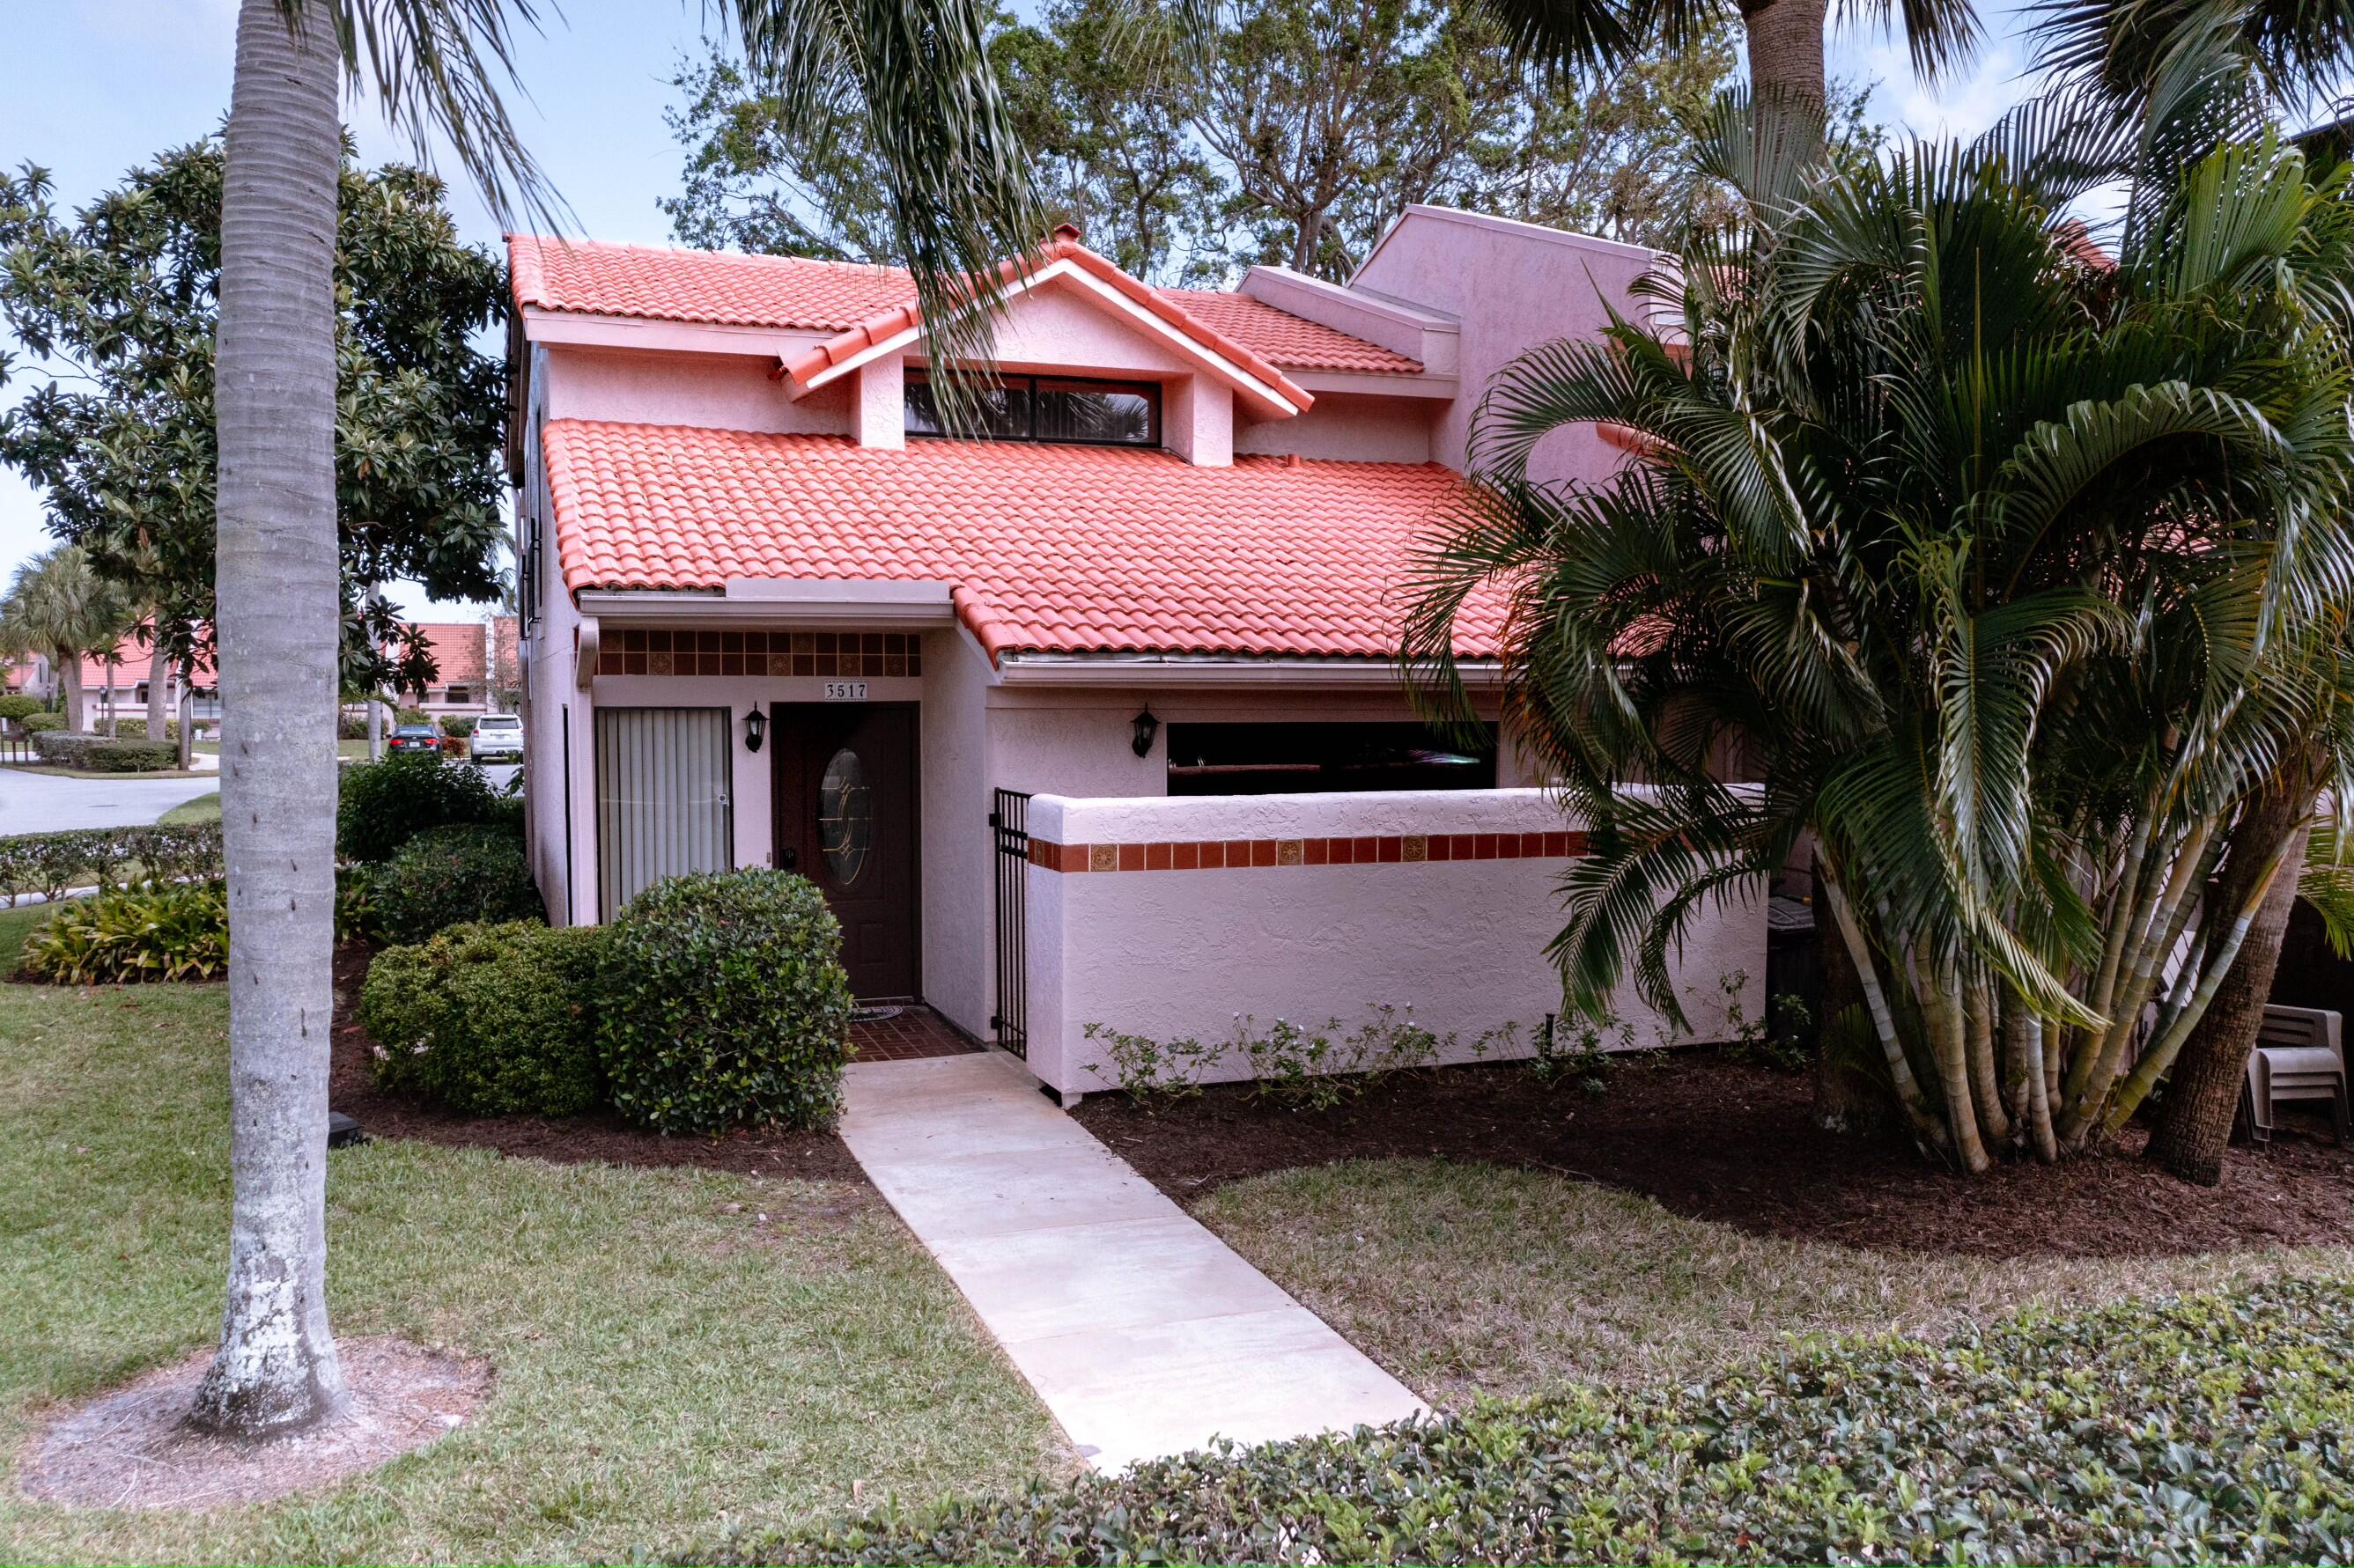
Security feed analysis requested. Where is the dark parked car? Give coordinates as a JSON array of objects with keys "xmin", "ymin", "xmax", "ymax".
[{"xmin": 388, "ymin": 724, "xmax": 441, "ymax": 755}]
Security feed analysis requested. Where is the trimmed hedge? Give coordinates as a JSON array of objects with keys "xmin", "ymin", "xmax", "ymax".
[
  {"xmin": 600, "ymin": 869, "xmax": 853, "ymax": 1133},
  {"xmin": 107, "ymin": 718, "xmax": 181, "ymax": 740},
  {"xmin": 358, "ymin": 921, "xmax": 605, "ymax": 1115},
  {"xmin": 0, "ymin": 824, "xmax": 224, "ymax": 904},
  {"xmin": 366, "ymin": 823, "xmax": 542, "ymax": 943},
  {"xmin": 20, "ymin": 711, "xmax": 65, "ymax": 732},
  {"xmin": 441, "ymin": 714, "xmax": 478, "ymax": 738},
  {"xmin": 706, "ymin": 1277, "xmax": 2354, "ymax": 1567},
  {"xmin": 29, "ymin": 732, "xmax": 180, "ymax": 771},
  {"xmin": 336, "ymin": 751, "xmax": 500, "ymax": 862}
]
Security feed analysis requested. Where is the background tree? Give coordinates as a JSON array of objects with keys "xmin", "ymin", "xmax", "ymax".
[
  {"xmin": 662, "ymin": 0, "xmax": 1739, "ymax": 283},
  {"xmin": 0, "ymin": 543, "xmax": 134, "ymax": 732},
  {"xmin": 0, "ymin": 140, "xmax": 508, "ymax": 698}
]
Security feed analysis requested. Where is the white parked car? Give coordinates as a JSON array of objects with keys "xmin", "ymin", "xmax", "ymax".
[{"xmin": 469, "ymin": 712, "xmax": 523, "ymax": 760}]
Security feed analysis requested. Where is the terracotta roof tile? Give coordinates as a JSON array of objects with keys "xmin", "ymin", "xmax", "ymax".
[
  {"xmin": 409, "ymin": 623, "xmax": 487, "ymax": 685},
  {"xmin": 508, "ymin": 237, "xmax": 1420, "ymax": 377},
  {"xmin": 1157, "ymin": 289, "xmax": 1424, "ymax": 375},
  {"xmin": 545, "ymin": 420, "xmax": 1495, "ymax": 660}
]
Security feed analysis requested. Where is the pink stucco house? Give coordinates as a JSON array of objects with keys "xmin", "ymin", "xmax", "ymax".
[{"xmin": 506, "ymin": 208, "xmax": 1760, "ymax": 1094}]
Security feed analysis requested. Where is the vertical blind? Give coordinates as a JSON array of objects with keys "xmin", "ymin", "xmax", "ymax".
[{"xmin": 595, "ymin": 706, "xmax": 734, "ymax": 919}]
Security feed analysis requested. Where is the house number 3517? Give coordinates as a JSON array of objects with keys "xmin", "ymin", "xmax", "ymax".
[{"xmin": 823, "ymin": 681, "xmax": 868, "ymax": 701}]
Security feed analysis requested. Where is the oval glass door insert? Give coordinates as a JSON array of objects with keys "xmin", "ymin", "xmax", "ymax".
[{"xmin": 819, "ymin": 747, "xmax": 872, "ymax": 884}]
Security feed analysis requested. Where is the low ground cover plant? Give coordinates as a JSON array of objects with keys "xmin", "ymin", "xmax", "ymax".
[
  {"xmin": 23, "ymin": 882, "xmax": 230, "ymax": 983},
  {"xmin": 1084, "ymin": 1006, "xmax": 1533, "ymax": 1110},
  {"xmin": 600, "ymin": 869, "xmax": 853, "ymax": 1133},
  {"xmin": 336, "ymin": 751, "xmax": 500, "ymax": 861},
  {"xmin": 711, "ymin": 1277, "xmax": 2354, "ymax": 1566},
  {"xmin": 365, "ymin": 823, "xmax": 542, "ymax": 943},
  {"xmin": 359, "ymin": 920, "xmax": 605, "ymax": 1115}
]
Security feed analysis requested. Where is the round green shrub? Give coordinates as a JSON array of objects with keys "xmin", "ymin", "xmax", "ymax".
[
  {"xmin": 441, "ymin": 714, "xmax": 478, "ymax": 738},
  {"xmin": 21, "ymin": 711, "xmax": 67, "ymax": 732},
  {"xmin": 600, "ymin": 869, "xmax": 853, "ymax": 1133},
  {"xmin": 336, "ymin": 751, "xmax": 499, "ymax": 861},
  {"xmin": 0, "ymin": 694, "xmax": 41, "ymax": 723},
  {"xmin": 369, "ymin": 824, "xmax": 542, "ymax": 943},
  {"xmin": 358, "ymin": 921, "xmax": 606, "ymax": 1115}
]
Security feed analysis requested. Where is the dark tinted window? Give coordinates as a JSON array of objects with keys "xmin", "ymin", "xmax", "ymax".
[
  {"xmin": 904, "ymin": 372, "xmax": 1158, "ymax": 446},
  {"xmin": 1166, "ymin": 722, "xmax": 1497, "ymax": 796}
]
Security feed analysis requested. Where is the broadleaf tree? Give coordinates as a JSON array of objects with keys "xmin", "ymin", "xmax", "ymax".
[
  {"xmin": 0, "ymin": 141, "xmax": 508, "ymax": 699},
  {"xmin": 663, "ymin": 0, "xmax": 1744, "ymax": 283}
]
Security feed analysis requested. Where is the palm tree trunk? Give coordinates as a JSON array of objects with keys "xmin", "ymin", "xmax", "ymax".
[
  {"xmin": 2146, "ymin": 761, "xmax": 2321, "ymax": 1184},
  {"xmin": 1742, "ymin": 0, "xmax": 1829, "ymax": 110},
  {"xmin": 60, "ymin": 653, "xmax": 85, "ymax": 732},
  {"xmin": 188, "ymin": 0, "xmax": 347, "ymax": 1439},
  {"xmin": 146, "ymin": 638, "xmax": 171, "ymax": 740}
]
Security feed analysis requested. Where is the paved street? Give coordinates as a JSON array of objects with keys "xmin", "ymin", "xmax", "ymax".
[{"xmin": 0, "ymin": 767, "xmax": 222, "ymax": 834}]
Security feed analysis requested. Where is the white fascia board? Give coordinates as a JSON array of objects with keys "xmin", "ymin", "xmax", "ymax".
[
  {"xmin": 520, "ymin": 305, "xmax": 830, "ymax": 361},
  {"xmin": 578, "ymin": 583, "xmax": 956, "ymax": 627},
  {"xmin": 994, "ymin": 652, "xmax": 1499, "ymax": 688},
  {"xmin": 801, "ymin": 260, "xmax": 1305, "ymax": 419}
]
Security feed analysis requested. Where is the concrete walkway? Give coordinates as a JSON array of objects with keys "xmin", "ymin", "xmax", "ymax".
[
  {"xmin": 840, "ymin": 1051, "xmax": 1425, "ymax": 1472},
  {"xmin": 0, "ymin": 766, "xmax": 220, "ymax": 832}
]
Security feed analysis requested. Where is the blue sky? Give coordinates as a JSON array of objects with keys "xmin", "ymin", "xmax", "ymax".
[{"xmin": 0, "ymin": 0, "xmax": 2040, "ymax": 617}]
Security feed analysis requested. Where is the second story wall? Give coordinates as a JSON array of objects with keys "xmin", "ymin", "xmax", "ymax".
[{"xmin": 543, "ymin": 345, "xmax": 855, "ymax": 437}]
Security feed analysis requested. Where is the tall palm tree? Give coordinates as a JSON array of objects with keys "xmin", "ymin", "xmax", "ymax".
[
  {"xmin": 0, "ymin": 544, "xmax": 134, "ymax": 733},
  {"xmin": 192, "ymin": 0, "xmax": 1042, "ymax": 1438},
  {"xmin": 1403, "ymin": 88, "xmax": 2354, "ymax": 1176}
]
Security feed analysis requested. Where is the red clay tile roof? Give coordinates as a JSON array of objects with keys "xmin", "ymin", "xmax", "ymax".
[
  {"xmin": 510, "ymin": 238, "xmax": 916, "ymax": 331},
  {"xmin": 410, "ymin": 623, "xmax": 487, "ymax": 686},
  {"xmin": 544, "ymin": 419, "xmax": 1494, "ymax": 660},
  {"xmin": 778, "ymin": 240, "xmax": 1317, "ymax": 412},
  {"xmin": 507, "ymin": 237, "xmax": 1420, "ymax": 378},
  {"xmin": 1157, "ymin": 289, "xmax": 1424, "ymax": 375},
  {"xmin": 78, "ymin": 627, "xmax": 213, "ymax": 687}
]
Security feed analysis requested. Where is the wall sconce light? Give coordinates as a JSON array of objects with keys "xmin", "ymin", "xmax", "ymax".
[
  {"xmin": 1130, "ymin": 704, "xmax": 1159, "ymax": 758},
  {"xmin": 742, "ymin": 706, "xmax": 767, "ymax": 753}
]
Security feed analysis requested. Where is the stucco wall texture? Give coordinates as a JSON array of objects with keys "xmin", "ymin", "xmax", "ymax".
[{"xmin": 1023, "ymin": 790, "xmax": 1767, "ymax": 1096}]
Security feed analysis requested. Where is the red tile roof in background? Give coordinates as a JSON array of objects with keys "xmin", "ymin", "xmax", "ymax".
[
  {"xmin": 410, "ymin": 623, "xmax": 487, "ymax": 686},
  {"xmin": 544, "ymin": 419, "xmax": 1497, "ymax": 660},
  {"xmin": 508, "ymin": 236, "xmax": 1422, "ymax": 378},
  {"xmin": 78, "ymin": 628, "xmax": 213, "ymax": 688}
]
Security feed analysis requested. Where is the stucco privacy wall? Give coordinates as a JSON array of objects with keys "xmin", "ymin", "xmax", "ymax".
[{"xmin": 1022, "ymin": 789, "xmax": 1766, "ymax": 1096}]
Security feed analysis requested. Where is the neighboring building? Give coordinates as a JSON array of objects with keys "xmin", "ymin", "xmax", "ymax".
[
  {"xmin": 407, "ymin": 622, "xmax": 492, "ymax": 717},
  {"xmin": 505, "ymin": 211, "xmax": 1760, "ymax": 1083},
  {"xmin": 78, "ymin": 631, "xmax": 218, "ymax": 726}
]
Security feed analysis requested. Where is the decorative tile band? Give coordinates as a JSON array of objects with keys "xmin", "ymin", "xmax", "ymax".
[
  {"xmin": 1028, "ymin": 829, "xmax": 1589, "ymax": 872},
  {"xmin": 599, "ymin": 628, "xmax": 923, "ymax": 679}
]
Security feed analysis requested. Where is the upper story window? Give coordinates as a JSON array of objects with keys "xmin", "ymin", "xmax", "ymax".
[{"xmin": 904, "ymin": 372, "xmax": 1160, "ymax": 447}]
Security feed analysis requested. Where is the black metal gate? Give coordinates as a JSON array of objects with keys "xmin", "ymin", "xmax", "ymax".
[{"xmin": 990, "ymin": 788, "xmax": 1032, "ymax": 1056}]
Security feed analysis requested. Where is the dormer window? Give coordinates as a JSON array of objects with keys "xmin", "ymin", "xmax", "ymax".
[{"xmin": 904, "ymin": 372, "xmax": 1161, "ymax": 447}]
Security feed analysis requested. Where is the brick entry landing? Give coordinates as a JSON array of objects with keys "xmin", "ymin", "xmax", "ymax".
[{"xmin": 851, "ymin": 1005, "xmax": 983, "ymax": 1063}]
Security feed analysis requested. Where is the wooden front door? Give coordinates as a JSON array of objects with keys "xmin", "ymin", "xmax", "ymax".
[{"xmin": 771, "ymin": 703, "xmax": 919, "ymax": 1000}]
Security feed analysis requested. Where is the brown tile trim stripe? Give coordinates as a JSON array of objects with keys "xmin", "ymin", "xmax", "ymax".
[
  {"xmin": 1028, "ymin": 829, "xmax": 1589, "ymax": 872},
  {"xmin": 597, "ymin": 627, "xmax": 922, "ymax": 679}
]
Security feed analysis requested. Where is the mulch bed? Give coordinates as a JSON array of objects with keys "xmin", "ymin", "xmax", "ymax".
[
  {"xmin": 329, "ymin": 941, "xmax": 867, "ymax": 1184},
  {"xmin": 1074, "ymin": 1052, "xmax": 2354, "ymax": 1260}
]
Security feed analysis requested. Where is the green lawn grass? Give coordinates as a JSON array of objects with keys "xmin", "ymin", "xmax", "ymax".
[
  {"xmin": 0, "ymin": 904, "xmax": 49, "ymax": 973},
  {"xmin": 156, "ymin": 791, "xmax": 221, "ymax": 826},
  {"xmin": 0, "ymin": 979, "xmax": 1065, "ymax": 1562},
  {"xmin": 1197, "ymin": 1158, "xmax": 2354, "ymax": 1408}
]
